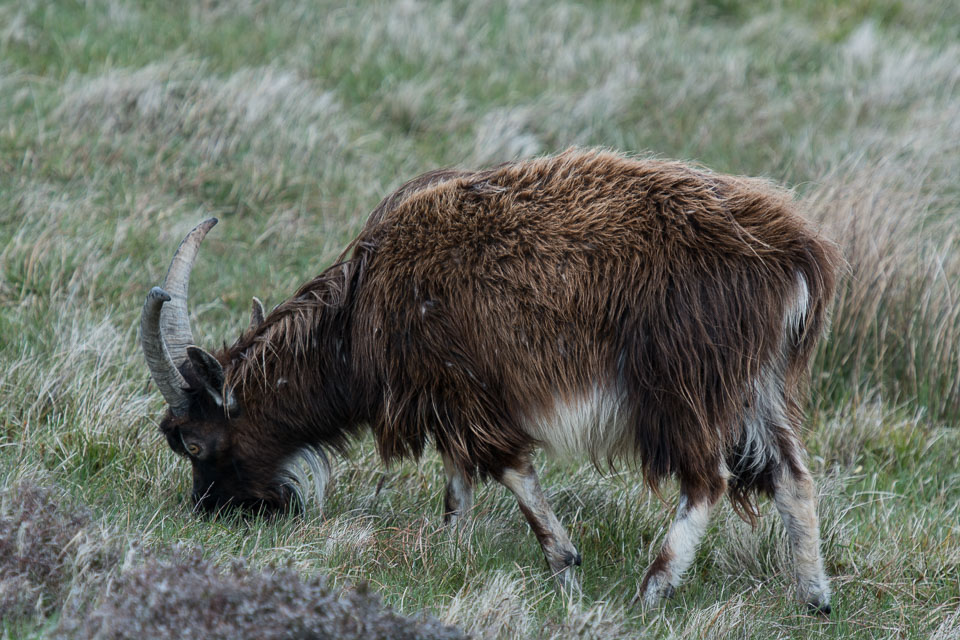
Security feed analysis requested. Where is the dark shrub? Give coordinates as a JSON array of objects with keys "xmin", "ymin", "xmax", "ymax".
[
  {"xmin": 59, "ymin": 550, "xmax": 465, "ymax": 640},
  {"xmin": 0, "ymin": 480, "xmax": 116, "ymax": 622},
  {"xmin": 1, "ymin": 480, "xmax": 464, "ymax": 639}
]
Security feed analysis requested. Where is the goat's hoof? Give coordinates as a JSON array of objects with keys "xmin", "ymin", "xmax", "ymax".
[
  {"xmin": 807, "ymin": 601, "xmax": 832, "ymax": 617},
  {"xmin": 638, "ymin": 573, "xmax": 675, "ymax": 607}
]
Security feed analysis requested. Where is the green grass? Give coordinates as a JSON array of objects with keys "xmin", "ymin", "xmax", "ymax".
[{"xmin": 1, "ymin": 0, "xmax": 959, "ymax": 637}]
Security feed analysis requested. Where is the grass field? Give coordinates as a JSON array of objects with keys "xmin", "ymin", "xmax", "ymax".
[{"xmin": 2, "ymin": 0, "xmax": 959, "ymax": 637}]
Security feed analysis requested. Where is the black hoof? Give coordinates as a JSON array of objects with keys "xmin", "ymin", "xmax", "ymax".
[
  {"xmin": 563, "ymin": 550, "xmax": 583, "ymax": 567},
  {"xmin": 807, "ymin": 602, "xmax": 831, "ymax": 617}
]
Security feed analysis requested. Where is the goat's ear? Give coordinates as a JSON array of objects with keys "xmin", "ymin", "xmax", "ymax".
[
  {"xmin": 186, "ymin": 346, "xmax": 238, "ymax": 415},
  {"xmin": 249, "ymin": 297, "xmax": 265, "ymax": 330}
]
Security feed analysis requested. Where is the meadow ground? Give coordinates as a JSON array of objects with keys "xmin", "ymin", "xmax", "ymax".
[{"xmin": 1, "ymin": 1, "xmax": 959, "ymax": 637}]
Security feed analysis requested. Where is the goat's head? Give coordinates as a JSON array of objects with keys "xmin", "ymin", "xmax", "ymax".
[{"xmin": 140, "ymin": 219, "xmax": 297, "ymax": 517}]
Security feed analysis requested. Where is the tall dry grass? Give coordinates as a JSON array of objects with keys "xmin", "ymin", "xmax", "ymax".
[{"xmin": 809, "ymin": 157, "xmax": 960, "ymax": 423}]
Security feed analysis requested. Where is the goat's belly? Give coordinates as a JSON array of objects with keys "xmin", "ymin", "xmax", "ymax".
[{"xmin": 523, "ymin": 385, "xmax": 630, "ymax": 461}]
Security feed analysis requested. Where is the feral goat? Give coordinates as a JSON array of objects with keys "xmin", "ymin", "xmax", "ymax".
[{"xmin": 141, "ymin": 149, "xmax": 838, "ymax": 613}]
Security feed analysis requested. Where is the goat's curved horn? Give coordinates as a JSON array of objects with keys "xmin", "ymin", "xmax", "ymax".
[
  {"xmin": 140, "ymin": 218, "xmax": 218, "ymax": 415},
  {"xmin": 158, "ymin": 218, "xmax": 218, "ymax": 364},
  {"xmin": 141, "ymin": 287, "xmax": 191, "ymax": 415}
]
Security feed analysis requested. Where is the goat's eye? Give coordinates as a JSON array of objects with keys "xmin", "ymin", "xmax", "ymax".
[{"xmin": 186, "ymin": 443, "xmax": 201, "ymax": 457}]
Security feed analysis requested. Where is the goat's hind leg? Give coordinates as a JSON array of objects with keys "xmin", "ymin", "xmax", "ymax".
[
  {"xmin": 773, "ymin": 450, "xmax": 831, "ymax": 615},
  {"xmin": 497, "ymin": 458, "xmax": 582, "ymax": 591},
  {"xmin": 755, "ymin": 358, "xmax": 831, "ymax": 613},
  {"xmin": 754, "ymin": 366, "xmax": 831, "ymax": 612},
  {"xmin": 639, "ymin": 475, "xmax": 726, "ymax": 607}
]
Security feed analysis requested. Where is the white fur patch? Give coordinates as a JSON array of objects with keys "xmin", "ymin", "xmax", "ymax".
[
  {"xmin": 284, "ymin": 447, "xmax": 330, "ymax": 510},
  {"xmin": 662, "ymin": 497, "xmax": 712, "ymax": 585},
  {"xmin": 789, "ymin": 272, "xmax": 810, "ymax": 336},
  {"xmin": 642, "ymin": 496, "xmax": 714, "ymax": 606},
  {"xmin": 741, "ymin": 367, "xmax": 786, "ymax": 472},
  {"xmin": 523, "ymin": 385, "xmax": 629, "ymax": 461}
]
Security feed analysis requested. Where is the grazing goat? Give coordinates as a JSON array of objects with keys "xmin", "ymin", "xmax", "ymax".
[{"xmin": 141, "ymin": 149, "xmax": 838, "ymax": 613}]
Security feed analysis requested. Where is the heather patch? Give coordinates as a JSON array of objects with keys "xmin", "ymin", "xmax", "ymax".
[{"xmin": 58, "ymin": 551, "xmax": 463, "ymax": 640}]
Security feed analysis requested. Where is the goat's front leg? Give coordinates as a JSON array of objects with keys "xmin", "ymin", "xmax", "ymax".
[
  {"xmin": 497, "ymin": 458, "xmax": 581, "ymax": 590},
  {"xmin": 441, "ymin": 452, "xmax": 474, "ymax": 526}
]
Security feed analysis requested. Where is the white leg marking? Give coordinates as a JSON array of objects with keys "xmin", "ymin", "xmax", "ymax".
[{"xmin": 641, "ymin": 495, "xmax": 715, "ymax": 606}]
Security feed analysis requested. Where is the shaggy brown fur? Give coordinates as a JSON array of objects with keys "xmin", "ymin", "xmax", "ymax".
[{"xmin": 153, "ymin": 148, "xmax": 839, "ymax": 609}]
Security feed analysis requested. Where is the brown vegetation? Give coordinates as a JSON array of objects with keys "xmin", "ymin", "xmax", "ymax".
[{"xmin": 0, "ymin": 479, "xmax": 463, "ymax": 639}]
